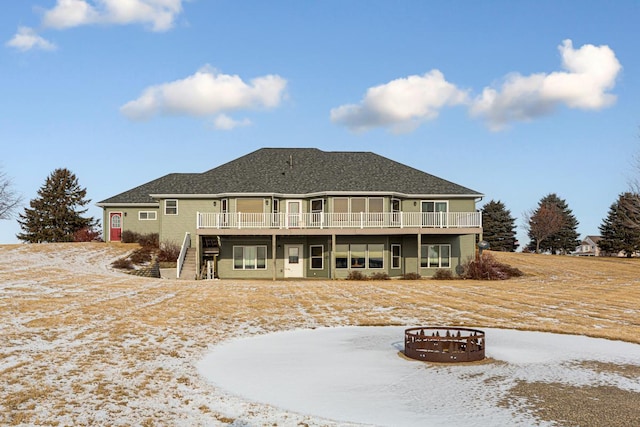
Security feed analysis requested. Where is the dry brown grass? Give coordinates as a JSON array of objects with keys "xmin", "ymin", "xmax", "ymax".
[{"xmin": 0, "ymin": 243, "xmax": 639, "ymax": 425}]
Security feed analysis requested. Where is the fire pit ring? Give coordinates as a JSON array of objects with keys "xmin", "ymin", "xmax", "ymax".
[{"xmin": 404, "ymin": 327, "xmax": 485, "ymax": 363}]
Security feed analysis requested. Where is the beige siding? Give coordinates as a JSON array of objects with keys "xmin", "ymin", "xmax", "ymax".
[{"xmin": 103, "ymin": 208, "xmax": 160, "ymax": 241}]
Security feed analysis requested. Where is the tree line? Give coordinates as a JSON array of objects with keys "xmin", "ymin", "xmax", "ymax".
[
  {"xmin": 481, "ymin": 190, "xmax": 640, "ymax": 256},
  {"xmin": 1, "ymin": 164, "xmax": 640, "ymax": 254}
]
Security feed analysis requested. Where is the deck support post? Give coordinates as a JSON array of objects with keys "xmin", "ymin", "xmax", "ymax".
[{"xmin": 272, "ymin": 234, "xmax": 277, "ymax": 281}]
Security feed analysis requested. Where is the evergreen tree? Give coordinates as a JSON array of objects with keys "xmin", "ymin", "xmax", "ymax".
[
  {"xmin": 527, "ymin": 193, "xmax": 579, "ymax": 254},
  {"xmin": 481, "ymin": 200, "xmax": 519, "ymax": 251},
  {"xmin": 599, "ymin": 192, "xmax": 640, "ymax": 257},
  {"xmin": 17, "ymin": 168, "xmax": 98, "ymax": 243}
]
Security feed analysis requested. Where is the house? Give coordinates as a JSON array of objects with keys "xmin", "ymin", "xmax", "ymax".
[
  {"xmin": 97, "ymin": 148, "xmax": 484, "ymax": 279},
  {"xmin": 573, "ymin": 235, "xmax": 602, "ymax": 256}
]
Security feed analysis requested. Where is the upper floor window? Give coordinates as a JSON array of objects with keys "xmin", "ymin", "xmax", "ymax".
[
  {"xmin": 139, "ymin": 211, "xmax": 157, "ymax": 220},
  {"xmin": 165, "ymin": 199, "xmax": 178, "ymax": 215}
]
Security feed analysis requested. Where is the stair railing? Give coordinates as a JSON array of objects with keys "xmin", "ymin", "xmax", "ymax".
[{"xmin": 176, "ymin": 232, "xmax": 191, "ymax": 279}]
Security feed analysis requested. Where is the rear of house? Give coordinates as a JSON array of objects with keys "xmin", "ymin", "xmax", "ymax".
[{"xmin": 97, "ymin": 148, "xmax": 483, "ymax": 279}]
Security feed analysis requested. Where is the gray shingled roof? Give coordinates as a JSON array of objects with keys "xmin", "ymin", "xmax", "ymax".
[{"xmin": 98, "ymin": 148, "xmax": 481, "ymax": 205}]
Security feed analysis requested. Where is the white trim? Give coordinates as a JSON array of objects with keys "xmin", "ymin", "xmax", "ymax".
[
  {"xmin": 108, "ymin": 211, "xmax": 123, "ymax": 242},
  {"xmin": 391, "ymin": 244, "xmax": 401, "ymax": 269},
  {"xmin": 233, "ymin": 245, "xmax": 268, "ymax": 270},
  {"xmin": 138, "ymin": 211, "xmax": 157, "ymax": 220},
  {"xmin": 149, "ymin": 191, "xmax": 483, "ymax": 199},
  {"xmin": 310, "ymin": 244, "xmax": 324, "ymax": 270},
  {"xmin": 420, "ymin": 244, "xmax": 452, "ymax": 268},
  {"xmin": 165, "ymin": 199, "xmax": 178, "ymax": 215}
]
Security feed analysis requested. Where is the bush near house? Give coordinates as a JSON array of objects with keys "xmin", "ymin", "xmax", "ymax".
[
  {"xmin": 432, "ymin": 269, "xmax": 455, "ymax": 280},
  {"xmin": 461, "ymin": 252, "xmax": 523, "ymax": 280}
]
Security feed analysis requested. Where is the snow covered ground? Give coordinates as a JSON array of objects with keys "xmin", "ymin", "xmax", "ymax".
[
  {"xmin": 199, "ymin": 327, "xmax": 640, "ymax": 426},
  {"xmin": 1, "ymin": 243, "xmax": 639, "ymax": 426}
]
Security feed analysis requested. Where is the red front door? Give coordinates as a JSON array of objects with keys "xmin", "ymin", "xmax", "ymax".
[{"xmin": 109, "ymin": 212, "xmax": 122, "ymax": 242}]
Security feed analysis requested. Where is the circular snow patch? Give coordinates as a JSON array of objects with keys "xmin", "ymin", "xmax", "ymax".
[{"xmin": 197, "ymin": 327, "xmax": 640, "ymax": 426}]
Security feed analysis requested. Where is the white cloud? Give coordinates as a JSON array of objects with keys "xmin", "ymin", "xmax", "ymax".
[
  {"xmin": 120, "ymin": 67, "xmax": 288, "ymax": 123},
  {"xmin": 470, "ymin": 39, "xmax": 622, "ymax": 131},
  {"xmin": 212, "ymin": 114, "xmax": 252, "ymax": 130},
  {"xmin": 330, "ymin": 70, "xmax": 469, "ymax": 133},
  {"xmin": 42, "ymin": 0, "xmax": 184, "ymax": 32},
  {"xmin": 5, "ymin": 26, "xmax": 57, "ymax": 52}
]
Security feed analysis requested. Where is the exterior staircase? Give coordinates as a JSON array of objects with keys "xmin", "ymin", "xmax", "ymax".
[{"xmin": 178, "ymin": 248, "xmax": 197, "ymax": 280}]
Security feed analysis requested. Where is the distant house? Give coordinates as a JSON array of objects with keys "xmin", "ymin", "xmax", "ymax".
[
  {"xmin": 573, "ymin": 235, "xmax": 602, "ymax": 256},
  {"xmin": 97, "ymin": 148, "xmax": 483, "ymax": 279}
]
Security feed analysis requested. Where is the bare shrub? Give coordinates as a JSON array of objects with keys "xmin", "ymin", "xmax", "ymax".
[
  {"xmin": 129, "ymin": 247, "xmax": 153, "ymax": 264},
  {"xmin": 346, "ymin": 271, "xmax": 368, "ymax": 280},
  {"xmin": 120, "ymin": 231, "xmax": 158, "ymax": 248},
  {"xmin": 121, "ymin": 230, "xmax": 140, "ymax": 244},
  {"xmin": 461, "ymin": 252, "xmax": 524, "ymax": 280},
  {"xmin": 111, "ymin": 257, "xmax": 134, "ymax": 270},
  {"xmin": 432, "ymin": 269, "xmax": 455, "ymax": 280},
  {"xmin": 138, "ymin": 233, "xmax": 159, "ymax": 248},
  {"xmin": 73, "ymin": 227, "xmax": 102, "ymax": 242},
  {"xmin": 401, "ymin": 272, "xmax": 421, "ymax": 280},
  {"xmin": 157, "ymin": 242, "xmax": 180, "ymax": 263},
  {"xmin": 369, "ymin": 272, "xmax": 390, "ymax": 280}
]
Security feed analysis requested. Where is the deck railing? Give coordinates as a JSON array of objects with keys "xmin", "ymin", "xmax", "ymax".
[{"xmin": 197, "ymin": 211, "xmax": 481, "ymax": 230}]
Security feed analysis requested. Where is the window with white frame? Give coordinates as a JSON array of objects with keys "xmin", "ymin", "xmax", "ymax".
[
  {"xmin": 165, "ymin": 199, "xmax": 178, "ymax": 215},
  {"xmin": 310, "ymin": 245, "xmax": 324, "ymax": 269},
  {"xmin": 391, "ymin": 244, "xmax": 401, "ymax": 269},
  {"xmin": 420, "ymin": 244, "xmax": 451, "ymax": 268},
  {"xmin": 335, "ymin": 243, "xmax": 385, "ymax": 269},
  {"xmin": 368, "ymin": 244, "xmax": 384, "ymax": 268},
  {"xmin": 233, "ymin": 246, "xmax": 267, "ymax": 270},
  {"xmin": 335, "ymin": 244, "xmax": 348, "ymax": 269},
  {"xmin": 138, "ymin": 211, "xmax": 157, "ymax": 220}
]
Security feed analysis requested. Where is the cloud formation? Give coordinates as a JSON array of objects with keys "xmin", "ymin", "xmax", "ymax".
[
  {"xmin": 120, "ymin": 67, "xmax": 288, "ymax": 126},
  {"xmin": 470, "ymin": 39, "xmax": 621, "ymax": 130},
  {"xmin": 6, "ymin": 0, "xmax": 185, "ymax": 52},
  {"xmin": 330, "ymin": 70, "xmax": 469, "ymax": 133},
  {"xmin": 42, "ymin": 0, "xmax": 184, "ymax": 32},
  {"xmin": 212, "ymin": 114, "xmax": 252, "ymax": 131},
  {"xmin": 5, "ymin": 26, "xmax": 57, "ymax": 51},
  {"xmin": 331, "ymin": 40, "xmax": 621, "ymax": 133}
]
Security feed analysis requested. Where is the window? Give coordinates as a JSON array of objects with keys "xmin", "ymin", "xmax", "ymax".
[
  {"xmin": 391, "ymin": 244, "xmax": 401, "ymax": 269},
  {"xmin": 368, "ymin": 244, "xmax": 384, "ymax": 269},
  {"xmin": 335, "ymin": 244, "xmax": 348, "ymax": 269},
  {"xmin": 350, "ymin": 244, "xmax": 366, "ymax": 268},
  {"xmin": 335, "ymin": 243, "xmax": 385, "ymax": 269},
  {"xmin": 233, "ymin": 246, "xmax": 267, "ymax": 270},
  {"xmin": 420, "ymin": 244, "xmax": 451, "ymax": 268},
  {"xmin": 310, "ymin": 245, "xmax": 323, "ymax": 269},
  {"xmin": 138, "ymin": 211, "xmax": 157, "ymax": 220},
  {"xmin": 165, "ymin": 199, "xmax": 178, "ymax": 215},
  {"xmin": 421, "ymin": 201, "xmax": 448, "ymax": 227},
  {"xmin": 236, "ymin": 199, "xmax": 263, "ymax": 213},
  {"xmin": 351, "ymin": 198, "xmax": 366, "ymax": 213},
  {"xmin": 311, "ymin": 199, "xmax": 324, "ymax": 225},
  {"xmin": 369, "ymin": 198, "xmax": 383, "ymax": 213}
]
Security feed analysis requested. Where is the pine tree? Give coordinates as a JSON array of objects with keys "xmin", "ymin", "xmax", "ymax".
[
  {"xmin": 599, "ymin": 193, "xmax": 640, "ymax": 257},
  {"xmin": 481, "ymin": 200, "xmax": 519, "ymax": 251},
  {"xmin": 527, "ymin": 193, "xmax": 579, "ymax": 254},
  {"xmin": 17, "ymin": 168, "xmax": 98, "ymax": 243}
]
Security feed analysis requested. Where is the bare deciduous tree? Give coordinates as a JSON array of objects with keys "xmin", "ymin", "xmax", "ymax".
[
  {"xmin": 523, "ymin": 204, "xmax": 565, "ymax": 253},
  {"xmin": 0, "ymin": 169, "xmax": 22, "ymax": 220},
  {"xmin": 624, "ymin": 149, "xmax": 640, "ymax": 230}
]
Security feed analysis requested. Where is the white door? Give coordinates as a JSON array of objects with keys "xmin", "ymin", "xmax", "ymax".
[
  {"xmin": 284, "ymin": 244, "xmax": 304, "ymax": 278},
  {"xmin": 286, "ymin": 200, "xmax": 301, "ymax": 228}
]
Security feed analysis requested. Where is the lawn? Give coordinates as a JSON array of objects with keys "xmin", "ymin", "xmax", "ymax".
[{"xmin": 1, "ymin": 243, "xmax": 638, "ymax": 426}]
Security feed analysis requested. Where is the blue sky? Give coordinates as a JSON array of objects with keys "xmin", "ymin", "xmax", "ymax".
[{"xmin": 1, "ymin": 0, "xmax": 638, "ymax": 247}]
